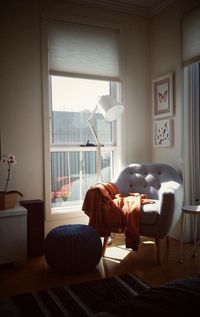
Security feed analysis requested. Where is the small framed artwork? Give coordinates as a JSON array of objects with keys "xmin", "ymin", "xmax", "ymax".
[
  {"xmin": 152, "ymin": 72, "xmax": 173, "ymax": 119},
  {"xmin": 153, "ymin": 118, "xmax": 173, "ymax": 147}
]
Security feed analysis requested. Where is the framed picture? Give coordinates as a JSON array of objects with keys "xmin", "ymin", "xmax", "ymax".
[
  {"xmin": 153, "ymin": 118, "xmax": 172, "ymax": 147},
  {"xmin": 152, "ymin": 72, "xmax": 173, "ymax": 119}
]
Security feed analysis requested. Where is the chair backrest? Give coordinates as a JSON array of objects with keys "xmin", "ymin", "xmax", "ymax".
[{"xmin": 113, "ymin": 163, "xmax": 183, "ymax": 200}]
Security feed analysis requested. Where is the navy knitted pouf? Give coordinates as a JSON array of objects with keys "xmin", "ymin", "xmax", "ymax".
[{"xmin": 44, "ymin": 224, "xmax": 102, "ymax": 274}]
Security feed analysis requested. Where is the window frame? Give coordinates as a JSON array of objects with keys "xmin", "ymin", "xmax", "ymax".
[
  {"xmin": 41, "ymin": 14, "xmax": 124, "ymax": 221},
  {"xmin": 49, "ymin": 74, "xmax": 120, "ymax": 213}
]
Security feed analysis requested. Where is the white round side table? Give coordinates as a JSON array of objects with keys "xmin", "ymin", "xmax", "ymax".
[{"xmin": 179, "ymin": 205, "xmax": 200, "ymax": 263}]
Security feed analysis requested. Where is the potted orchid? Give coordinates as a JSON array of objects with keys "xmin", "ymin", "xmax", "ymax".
[{"xmin": 0, "ymin": 153, "xmax": 23, "ymax": 210}]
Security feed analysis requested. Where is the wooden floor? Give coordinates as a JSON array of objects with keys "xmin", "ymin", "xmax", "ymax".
[{"xmin": 0, "ymin": 235, "xmax": 200, "ymax": 298}]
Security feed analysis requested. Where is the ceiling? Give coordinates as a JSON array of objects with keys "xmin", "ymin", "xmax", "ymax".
[{"xmin": 65, "ymin": 0, "xmax": 175, "ymax": 17}]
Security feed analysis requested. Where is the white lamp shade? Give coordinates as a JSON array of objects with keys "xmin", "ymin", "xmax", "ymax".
[{"xmin": 98, "ymin": 95, "xmax": 124, "ymax": 122}]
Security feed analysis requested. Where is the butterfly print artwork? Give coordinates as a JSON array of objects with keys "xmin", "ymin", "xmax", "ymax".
[
  {"xmin": 158, "ymin": 90, "xmax": 168, "ymax": 103},
  {"xmin": 154, "ymin": 119, "xmax": 171, "ymax": 147},
  {"xmin": 153, "ymin": 73, "xmax": 173, "ymax": 118}
]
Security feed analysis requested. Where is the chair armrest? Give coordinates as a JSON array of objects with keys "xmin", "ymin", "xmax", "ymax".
[{"xmin": 156, "ymin": 184, "xmax": 183, "ymax": 238}]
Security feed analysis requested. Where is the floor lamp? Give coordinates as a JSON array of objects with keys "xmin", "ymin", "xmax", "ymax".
[{"xmin": 87, "ymin": 95, "xmax": 124, "ymax": 183}]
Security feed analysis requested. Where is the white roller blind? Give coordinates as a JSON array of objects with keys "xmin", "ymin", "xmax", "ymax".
[
  {"xmin": 48, "ymin": 20, "xmax": 120, "ymax": 81},
  {"xmin": 182, "ymin": 6, "xmax": 200, "ymax": 66}
]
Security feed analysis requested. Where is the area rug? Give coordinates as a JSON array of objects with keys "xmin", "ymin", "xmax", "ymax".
[{"xmin": 0, "ymin": 273, "xmax": 150, "ymax": 316}]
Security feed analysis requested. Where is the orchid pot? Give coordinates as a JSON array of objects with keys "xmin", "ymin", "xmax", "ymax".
[
  {"xmin": 0, "ymin": 190, "xmax": 23, "ymax": 210},
  {"xmin": 0, "ymin": 154, "xmax": 23, "ymax": 210}
]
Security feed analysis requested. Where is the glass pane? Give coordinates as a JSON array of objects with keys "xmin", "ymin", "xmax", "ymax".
[
  {"xmin": 51, "ymin": 76, "xmax": 113, "ymax": 145},
  {"xmin": 51, "ymin": 150, "xmax": 112, "ymax": 209}
]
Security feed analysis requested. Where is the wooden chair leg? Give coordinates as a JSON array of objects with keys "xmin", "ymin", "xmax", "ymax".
[
  {"xmin": 166, "ymin": 236, "xmax": 170, "ymax": 250},
  {"xmin": 102, "ymin": 236, "xmax": 109, "ymax": 256},
  {"xmin": 155, "ymin": 238, "xmax": 161, "ymax": 265}
]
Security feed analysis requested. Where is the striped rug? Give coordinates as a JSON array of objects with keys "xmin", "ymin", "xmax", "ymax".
[{"xmin": 0, "ymin": 273, "xmax": 150, "ymax": 317}]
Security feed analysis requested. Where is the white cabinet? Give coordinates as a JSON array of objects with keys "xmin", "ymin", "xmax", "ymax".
[{"xmin": 0, "ymin": 204, "xmax": 27, "ymax": 264}]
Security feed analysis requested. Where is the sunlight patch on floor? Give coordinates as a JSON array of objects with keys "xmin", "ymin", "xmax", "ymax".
[
  {"xmin": 104, "ymin": 244, "xmax": 132, "ymax": 263},
  {"xmin": 142, "ymin": 240, "xmax": 155, "ymax": 245}
]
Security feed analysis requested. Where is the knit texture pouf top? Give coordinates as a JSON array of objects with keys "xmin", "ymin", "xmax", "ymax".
[{"xmin": 44, "ymin": 224, "xmax": 102, "ymax": 274}]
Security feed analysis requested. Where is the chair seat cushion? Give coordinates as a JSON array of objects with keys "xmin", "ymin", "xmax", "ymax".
[{"xmin": 140, "ymin": 200, "xmax": 160, "ymax": 225}]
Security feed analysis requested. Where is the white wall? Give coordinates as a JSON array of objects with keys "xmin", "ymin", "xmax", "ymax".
[
  {"xmin": 120, "ymin": 18, "xmax": 151, "ymax": 164},
  {"xmin": 150, "ymin": 0, "xmax": 200, "ymax": 238},
  {"xmin": 0, "ymin": 1, "xmax": 151, "ymax": 232},
  {"xmin": 150, "ymin": 0, "xmax": 200, "ymax": 173},
  {"xmin": 0, "ymin": 5, "xmax": 44, "ymax": 199}
]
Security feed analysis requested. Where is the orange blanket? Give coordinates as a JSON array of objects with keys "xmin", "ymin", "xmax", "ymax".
[{"xmin": 82, "ymin": 182, "xmax": 154, "ymax": 251}]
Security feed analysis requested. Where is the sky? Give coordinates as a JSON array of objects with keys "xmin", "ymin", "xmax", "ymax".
[{"xmin": 51, "ymin": 76, "xmax": 110, "ymax": 112}]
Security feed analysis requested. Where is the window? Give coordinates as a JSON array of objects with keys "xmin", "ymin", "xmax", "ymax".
[
  {"xmin": 182, "ymin": 62, "xmax": 200, "ymax": 204},
  {"xmin": 50, "ymin": 76, "xmax": 119, "ymax": 212},
  {"xmin": 42, "ymin": 18, "xmax": 122, "ymax": 216},
  {"xmin": 181, "ymin": 6, "xmax": 200, "ymax": 240}
]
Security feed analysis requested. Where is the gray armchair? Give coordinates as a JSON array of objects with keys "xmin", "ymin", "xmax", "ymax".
[{"xmin": 102, "ymin": 163, "xmax": 183, "ymax": 264}]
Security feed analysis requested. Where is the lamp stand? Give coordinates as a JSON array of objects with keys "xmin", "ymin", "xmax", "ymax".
[{"xmin": 87, "ymin": 105, "xmax": 102, "ymax": 183}]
